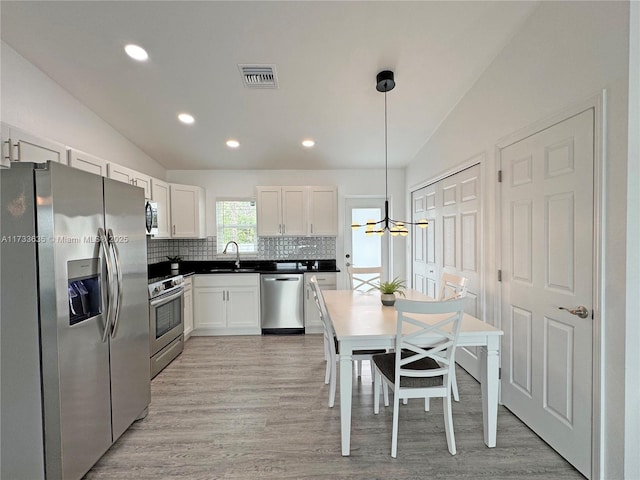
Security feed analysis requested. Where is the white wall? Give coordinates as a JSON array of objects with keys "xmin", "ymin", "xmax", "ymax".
[
  {"xmin": 405, "ymin": 2, "xmax": 633, "ymax": 478},
  {"xmin": 167, "ymin": 168, "xmax": 407, "ymax": 284},
  {"xmin": 1, "ymin": 42, "xmax": 166, "ymax": 178}
]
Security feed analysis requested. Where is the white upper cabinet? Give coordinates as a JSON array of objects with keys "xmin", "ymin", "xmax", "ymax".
[
  {"xmin": 1, "ymin": 123, "xmax": 67, "ymax": 165},
  {"xmin": 107, "ymin": 163, "xmax": 151, "ymax": 199},
  {"xmin": 256, "ymin": 186, "xmax": 307, "ymax": 236},
  {"xmin": 68, "ymin": 149, "xmax": 107, "ymax": 176},
  {"xmin": 256, "ymin": 185, "xmax": 337, "ymax": 236},
  {"xmin": 308, "ymin": 186, "xmax": 338, "ymax": 235},
  {"xmin": 151, "ymin": 178, "xmax": 172, "ymax": 238},
  {"xmin": 170, "ymin": 183, "xmax": 206, "ymax": 238}
]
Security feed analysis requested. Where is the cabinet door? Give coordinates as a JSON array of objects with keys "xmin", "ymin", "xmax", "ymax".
[
  {"xmin": 308, "ymin": 186, "xmax": 338, "ymax": 235},
  {"xmin": 108, "ymin": 163, "xmax": 134, "ymax": 184},
  {"xmin": 107, "ymin": 163, "xmax": 150, "ymax": 198},
  {"xmin": 1, "ymin": 124, "xmax": 10, "ymax": 168},
  {"xmin": 281, "ymin": 187, "xmax": 307, "ymax": 235},
  {"xmin": 3, "ymin": 125, "xmax": 67, "ymax": 164},
  {"xmin": 132, "ymin": 172, "xmax": 151, "ymax": 199},
  {"xmin": 226, "ymin": 286, "xmax": 260, "ymax": 329},
  {"xmin": 183, "ymin": 280, "xmax": 193, "ymax": 339},
  {"xmin": 193, "ymin": 287, "xmax": 226, "ymax": 330},
  {"xmin": 170, "ymin": 184, "xmax": 205, "ymax": 238},
  {"xmin": 68, "ymin": 149, "xmax": 107, "ymax": 176},
  {"xmin": 151, "ymin": 178, "xmax": 171, "ymax": 238},
  {"xmin": 256, "ymin": 187, "xmax": 282, "ymax": 236}
]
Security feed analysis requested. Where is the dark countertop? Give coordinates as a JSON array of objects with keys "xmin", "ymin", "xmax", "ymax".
[{"xmin": 148, "ymin": 259, "xmax": 339, "ymax": 280}]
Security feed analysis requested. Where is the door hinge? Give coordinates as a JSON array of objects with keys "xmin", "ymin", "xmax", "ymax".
[
  {"xmin": 498, "ymin": 170, "xmax": 503, "ymax": 183},
  {"xmin": 497, "ymin": 269, "xmax": 502, "ymax": 282}
]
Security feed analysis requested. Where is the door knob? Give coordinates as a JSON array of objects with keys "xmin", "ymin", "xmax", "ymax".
[
  {"xmin": 558, "ymin": 305, "xmax": 589, "ymax": 319},
  {"xmin": 345, "ymin": 262, "xmax": 351, "ymax": 267}
]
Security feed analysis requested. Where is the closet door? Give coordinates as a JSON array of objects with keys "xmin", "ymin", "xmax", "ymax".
[{"xmin": 411, "ymin": 163, "xmax": 482, "ymax": 379}]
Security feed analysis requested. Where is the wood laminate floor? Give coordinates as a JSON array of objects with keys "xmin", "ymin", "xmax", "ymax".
[{"xmin": 84, "ymin": 335, "xmax": 585, "ymax": 480}]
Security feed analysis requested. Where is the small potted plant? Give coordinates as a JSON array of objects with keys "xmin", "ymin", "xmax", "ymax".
[
  {"xmin": 167, "ymin": 255, "xmax": 182, "ymax": 272},
  {"xmin": 376, "ymin": 277, "xmax": 406, "ymax": 306}
]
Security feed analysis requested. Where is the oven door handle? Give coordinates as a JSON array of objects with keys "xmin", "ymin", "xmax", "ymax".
[{"xmin": 150, "ymin": 287, "xmax": 184, "ymax": 307}]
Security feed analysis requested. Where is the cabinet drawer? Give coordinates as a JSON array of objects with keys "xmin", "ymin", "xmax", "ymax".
[{"xmin": 194, "ymin": 273, "xmax": 259, "ymax": 288}]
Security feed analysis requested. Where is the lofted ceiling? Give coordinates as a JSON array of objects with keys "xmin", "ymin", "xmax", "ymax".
[{"xmin": 1, "ymin": 1, "xmax": 538, "ymax": 171}]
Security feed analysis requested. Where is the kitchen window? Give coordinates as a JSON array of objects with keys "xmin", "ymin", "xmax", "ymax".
[{"xmin": 216, "ymin": 199, "xmax": 257, "ymax": 253}]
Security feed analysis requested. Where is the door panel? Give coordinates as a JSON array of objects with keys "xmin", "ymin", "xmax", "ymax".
[
  {"xmin": 104, "ymin": 178, "xmax": 150, "ymax": 440},
  {"xmin": 500, "ymin": 109, "xmax": 593, "ymax": 477},
  {"xmin": 411, "ymin": 164, "xmax": 482, "ymax": 378}
]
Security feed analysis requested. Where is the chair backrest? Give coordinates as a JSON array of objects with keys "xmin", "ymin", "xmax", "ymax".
[
  {"xmin": 309, "ymin": 276, "xmax": 337, "ymax": 352},
  {"xmin": 438, "ymin": 272, "xmax": 469, "ymax": 301},
  {"xmin": 393, "ymin": 297, "xmax": 467, "ymax": 387},
  {"xmin": 347, "ymin": 266, "xmax": 382, "ymax": 293}
]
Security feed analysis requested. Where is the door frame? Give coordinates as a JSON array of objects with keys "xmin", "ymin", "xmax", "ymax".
[{"xmin": 495, "ymin": 91, "xmax": 605, "ymax": 479}]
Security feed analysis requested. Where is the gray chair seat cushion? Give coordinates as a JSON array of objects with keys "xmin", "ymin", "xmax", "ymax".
[{"xmin": 372, "ymin": 351, "xmax": 444, "ymax": 388}]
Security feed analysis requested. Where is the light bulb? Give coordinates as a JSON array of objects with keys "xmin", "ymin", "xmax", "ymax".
[{"xmin": 417, "ymin": 219, "xmax": 429, "ymax": 228}]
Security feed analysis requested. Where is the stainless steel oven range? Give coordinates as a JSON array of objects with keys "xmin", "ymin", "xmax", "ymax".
[{"xmin": 148, "ymin": 274, "xmax": 184, "ymax": 378}]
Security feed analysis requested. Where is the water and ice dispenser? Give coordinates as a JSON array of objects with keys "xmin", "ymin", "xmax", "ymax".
[{"xmin": 67, "ymin": 258, "xmax": 102, "ymax": 325}]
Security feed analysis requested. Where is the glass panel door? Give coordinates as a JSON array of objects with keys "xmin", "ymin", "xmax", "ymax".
[{"xmin": 344, "ymin": 197, "xmax": 388, "ymax": 287}]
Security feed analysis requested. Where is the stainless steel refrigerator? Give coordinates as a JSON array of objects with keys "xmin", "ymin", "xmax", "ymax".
[{"xmin": 1, "ymin": 161, "xmax": 151, "ymax": 480}]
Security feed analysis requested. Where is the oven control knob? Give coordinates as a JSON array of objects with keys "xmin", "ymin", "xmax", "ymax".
[
  {"xmin": 153, "ymin": 286, "xmax": 161, "ymax": 295},
  {"xmin": 172, "ymin": 279, "xmax": 181, "ymax": 286}
]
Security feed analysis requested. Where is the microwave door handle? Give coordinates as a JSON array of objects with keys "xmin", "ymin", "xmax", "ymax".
[
  {"xmin": 108, "ymin": 229, "xmax": 124, "ymax": 338},
  {"xmin": 98, "ymin": 228, "xmax": 113, "ymax": 343}
]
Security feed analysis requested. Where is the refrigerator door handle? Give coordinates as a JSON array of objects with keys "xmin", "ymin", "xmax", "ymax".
[
  {"xmin": 108, "ymin": 229, "xmax": 124, "ymax": 338},
  {"xmin": 98, "ymin": 228, "xmax": 113, "ymax": 343}
]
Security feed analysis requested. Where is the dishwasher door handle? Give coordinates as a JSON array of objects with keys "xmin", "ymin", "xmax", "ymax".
[{"xmin": 263, "ymin": 277, "xmax": 299, "ymax": 281}]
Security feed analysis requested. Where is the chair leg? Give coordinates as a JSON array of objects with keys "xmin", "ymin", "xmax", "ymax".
[
  {"xmin": 452, "ymin": 368, "xmax": 460, "ymax": 402},
  {"xmin": 374, "ymin": 373, "xmax": 379, "ymax": 413},
  {"xmin": 424, "ymin": 398, "xmax": 430, "ymax": 411},
  {"xmin": 324, "ymin": 358, "xmax": 331, "ymax": 385},
  {"xmin": 383, "ymin": 381, "xmax": 390, "ymax": 407},
  {"xmin": 443, "ymin": 395, "xmax": 456, "ymax": 455},
  {"xmin": 403, "ymin": 398, "xmax": 408, "ymax": 405},
  {"xmin": 357, "ymin": 360, "xmax": 362, "ymax": 377},
  {"xmin": 391, "ymin": 392, "xmax": 400, "ymax": 458},
  {"xmin": 328, "ymin": 358, "xmax": 337, "ymax": 408}
]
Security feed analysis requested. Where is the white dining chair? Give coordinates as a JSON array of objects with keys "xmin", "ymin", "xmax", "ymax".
[
  {"xmin": 347, "ymin": 266, "xmax": 383, "ymax": 376},
  {"xmin": 347, "ymin": 266, "xmax": 382, "ymax": 293},
  {"xmin": 438, "ymin": 272, "xmax": 469, "ymax": 402},
  {"xmin": 308, "ymin": 276, "xmax": 388, "ymax": 408},
  {"xmin": 372, "ymin": 297, "xmax": 467, "ymax": 457}
]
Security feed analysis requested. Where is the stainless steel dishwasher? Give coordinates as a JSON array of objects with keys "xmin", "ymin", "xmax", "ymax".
[{"xmin": 260, "ymin": 274, "xmax": 304, "ymax": 334}]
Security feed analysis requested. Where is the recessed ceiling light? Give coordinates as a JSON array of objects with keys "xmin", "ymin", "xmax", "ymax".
[
  {"xmin": 302, "ymin": 139, "xmax": 315, "ymax": 148},
  {"xmin": 124, "ymin": 44, "xmax": 148, "ymax": 62},
  {"xmin": 226, "ymin": 140, "xmax": 240, "ymax": 148},
  {"xmin": 178, "ymin": 113, "xmax": 195, "ymax": 124}
]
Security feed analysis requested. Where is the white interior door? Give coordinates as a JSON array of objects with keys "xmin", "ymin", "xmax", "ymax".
[
  {"xmin": 344, "ymin": 197, "xmax": 388, "ymax": 288},
  {"xmin": 411, "ymin": 164, "xmax": 482, "ymax": 378},
  {"xmin": 500, "ymin": 109, "xmax": 594, "ymax": 478}
]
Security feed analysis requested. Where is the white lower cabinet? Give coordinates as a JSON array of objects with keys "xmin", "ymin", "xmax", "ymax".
[
  {"xmin": 304, "ymin": 272, "xmax": 337, "ymax": 333},
  {"xmin": 183, "ymin": 276, "xmax": 194, "ymax": 340},
  {"xmin": 193, "ymin": 274, "xmax": 260, "ymax": 335}
]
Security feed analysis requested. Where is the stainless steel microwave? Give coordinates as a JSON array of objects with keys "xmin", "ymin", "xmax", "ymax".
[{"xmin": 145, "ymin": 201, "xmax": 158, "ymax": 236}]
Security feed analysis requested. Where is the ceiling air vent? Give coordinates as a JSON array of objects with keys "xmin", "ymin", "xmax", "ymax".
[{"xmin": 239, "ymin": 64, "xmax": 278, "ymax": 89}]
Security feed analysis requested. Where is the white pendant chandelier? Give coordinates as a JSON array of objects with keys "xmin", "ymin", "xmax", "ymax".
[{"xmin": 351, "ymin": 70, "xmax": 428, "ymax": 236}]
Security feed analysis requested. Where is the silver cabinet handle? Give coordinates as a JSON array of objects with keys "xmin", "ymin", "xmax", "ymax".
[
  {"xmin": 310, "ymin": 224, "xmax": 313, "ymax": 234},
  {"xmin": 558, "ymin": 305, "xmax": 589, "ymax": 319},
  {"xmin": 172, "ymin": 225, "xmax": 176, "ymax": 235}
]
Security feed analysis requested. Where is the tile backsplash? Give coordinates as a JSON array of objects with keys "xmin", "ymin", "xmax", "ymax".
[{"xmin": 147, "ymin": 236, "xmax": 336, "ymax": 264}]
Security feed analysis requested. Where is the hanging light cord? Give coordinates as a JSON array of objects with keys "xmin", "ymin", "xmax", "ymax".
[{"xmin": 350, "ymin": 70, "xmax": 428, "ymax": 235}]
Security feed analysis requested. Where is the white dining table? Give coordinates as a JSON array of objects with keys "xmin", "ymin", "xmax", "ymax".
[{"xmin": 322, "ymin": 288, "xmax": 504, "ymax": 456}]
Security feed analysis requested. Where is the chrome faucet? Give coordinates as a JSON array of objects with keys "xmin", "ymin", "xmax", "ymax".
[{"xmin": 223, "ymin": 241, "xmax": 240, "ymax": 269}]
